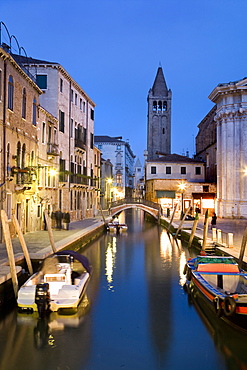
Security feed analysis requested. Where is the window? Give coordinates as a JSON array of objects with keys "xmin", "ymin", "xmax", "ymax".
[
  {"xmin": 42, "ymin": 122, "xmax": 45, "ymax": 143},
  {"xmin": 195, "ymin": 167, "xmax": 201, "ymax": 175},
  {"xmin": 80, "ymin": 98, "xmax": 82, "ymax": 110},
  {"xmin": 22, "ymin": 88, "xmax": 26, "ymax": 119},
  {"xmin": 117, "ymin": 145, "xmax": 121, "ymax": 150},
  {"xmin": 90, "ymin": 133, "xmax": 94, "ymax": 149},
  {"xmin": 70, "ymin": 89, "xmax": 73, "ymax": 102},
  {"xmin": 98, "ymin": 144, "xmax": 102, "ymax": 149},
  {"xmin": 91, "ymin": 109, "xmax": 94, "ymax": 120},
  {"xmin": 36, "ymin": 75, "xmax": 47, "ymax": 89},
  {"xmin": 151, "ymin": 166, "xmax": 156, "ymax": 174},
  {"xmin": 166, "ymin": 166, "xmax": 171, "ymax": 174},
  {"xmin": 83, "ymin": 101, "xmax": 86, "ymax": 113},
  {"xmin": 158, "ymin": 101, "xmax": 162, "ymax": 111},
  {"xmin": 163, "ymin": 101, "xmax": 167, "ymax": 111},
  {"xmin": 32, "ymin": 98, "xmax": 37, "ymax": 126},
  {"xmin": 59, "ymin": 110, "xmax": 65, "ymax": 132},
  {"xmin": 60, "ymin": 78, "xmax": 63, "ymax": 93},
  {"xmin": 181, "ymin": 167, "xmax": 186, "ymax": 174},
  {"xmin": 75, "ymin": 93, "xmax": 78, "ymax": 105},
  {"xmin": 153, "ymin": 101, "xmax": 157, "ymax": 111},
  {"xmin": 8, "ymin": 75, "xmax": 14, "ymax": 110},
  {"xmin": 70, "ymin": 119, "xmax": 74, "ymax": 138}
]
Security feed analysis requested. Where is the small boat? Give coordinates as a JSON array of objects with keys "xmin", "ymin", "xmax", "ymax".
[
  {"xmin": 107, "ymin": 219, "xmax": 128, "ymax": 233},
  {"xmin": 17, "ymin": 250, "xmax": 92, "ymax": 318},
  {"xmin": 184, "ymin": 255, "xmax": 247, "ymax": 330}
]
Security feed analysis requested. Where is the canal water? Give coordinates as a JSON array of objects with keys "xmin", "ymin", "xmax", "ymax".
[{"xmin": 0, "ymin": 209, "xmax": 247, "ymax": 370}]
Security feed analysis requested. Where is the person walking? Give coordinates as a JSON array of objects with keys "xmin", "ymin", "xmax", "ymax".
[
  {"xmin": 211, "ymin": 212, "xmax": 217, "ymax": 229},
  {"xmin": 55, "ymin": 209, "xmax": 63, "ymax": 230},
  {"xmin": 63, "ymin": 212, "xmax": 70, "ymax": 230}
]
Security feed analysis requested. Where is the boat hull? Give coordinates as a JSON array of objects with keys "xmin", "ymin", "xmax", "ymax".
[{"xmin": 185, "ymin": 256, "xmax": 247, "ymax": 331}]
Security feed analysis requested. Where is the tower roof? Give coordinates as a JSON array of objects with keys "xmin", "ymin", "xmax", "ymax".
[{"xmin": 151, "ymin": 67, "xmax": 168, "ymax": 96}]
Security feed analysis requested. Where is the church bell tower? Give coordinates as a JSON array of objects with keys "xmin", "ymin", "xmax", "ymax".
[{"xmin": 147, "ymin": 67, "xmax": 172, "ymax": 160}]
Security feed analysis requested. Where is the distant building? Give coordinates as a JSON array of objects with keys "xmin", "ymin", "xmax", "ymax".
[
  {"xmin": 195, "ymin": 105, "xmax": 217, "ymax": 183},
  {"xmin": 134, "ymin": 158, "xmax": 144, "ymax": 198},
  {"xmin": 99, "ymin": 158, "xmax": 113, "ymax": 210},
  {"xmin": 145, "ymin": 153, "xmax": 216, "ymax": 216},
  {"xmin": 147, "ymin": 67, "xmax": 171, "ymax": 160},
  {"xmin": 94, "ymin": 135, "xmax": 135, "ymax": 200}
]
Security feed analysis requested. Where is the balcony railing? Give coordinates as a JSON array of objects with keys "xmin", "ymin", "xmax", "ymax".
[
  {"xmin": 47, "ymin": 143, "xmax": 59, "ymax": 156},
  {"xmin": 75, "ymin": 138, "xmax": 86, "ymax": 151}
]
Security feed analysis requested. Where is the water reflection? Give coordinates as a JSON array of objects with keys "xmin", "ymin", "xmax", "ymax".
[
  {"xmin": 105, "ymin": 237, "xmax": 117, "ymax": 291},
  {"xmin": 1, "ymin": 210, "xmax": 247, "ymax": 369}
]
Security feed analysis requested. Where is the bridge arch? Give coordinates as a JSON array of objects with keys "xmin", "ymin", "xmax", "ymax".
[{"xmin": 110, "ymin": 199, "xmax": 161, "ymax": 220}]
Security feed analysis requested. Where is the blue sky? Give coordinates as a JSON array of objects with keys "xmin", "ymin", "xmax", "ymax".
[{"xmin": 1, "ymin": 0, "xmax": 247, "ymax": 163}]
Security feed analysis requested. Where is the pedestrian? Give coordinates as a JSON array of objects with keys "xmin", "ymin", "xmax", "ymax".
[
  {"xmin": 63, "ymin": 212, "xmax": 70, "ymax": 230},
  {"xmin": 211, "ymin": 212, "xmax": 217, "ymax": 229},
  {"xmin": 55, "ymin": 209, "xmax": 63, "ymax": 230}
]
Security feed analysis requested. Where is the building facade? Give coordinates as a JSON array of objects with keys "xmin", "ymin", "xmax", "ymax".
[
  {"xmin": 94, "ymin": 136, "xmax": 135, "ymax": 200},
  {"xmin": 14, "ymin": 54, "xmax": 99, "ymax": 220},
  {"xmin": 0, "ymin": 45, "xmax": 61, "ymax": 238},
  {"xmin": 147, "ymin": 67, "xmax": 171, "ymax": 160},
  {"xmin": 145, "ymin": 153, "xmax": 216, "ymax": 217},
  {"xmin": 208, "ymin": 78, "xmax": 247, "ymax": 218}
]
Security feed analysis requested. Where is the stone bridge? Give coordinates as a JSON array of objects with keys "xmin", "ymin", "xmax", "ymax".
[{"xmin": 110, "ymin": 198, "xmax": 162, "ymax": 220}]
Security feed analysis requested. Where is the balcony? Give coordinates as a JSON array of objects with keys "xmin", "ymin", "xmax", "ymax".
[
  {"xmin": 75, "ymin": 138, "xmax": 86, "ymax": 152},
  {"xmin": 47, "ymin": 143, "xmax": 59, "ymax": 156}
]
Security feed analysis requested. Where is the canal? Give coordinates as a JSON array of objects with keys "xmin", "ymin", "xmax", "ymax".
[{"xmin": 0, "ymin": 209, "xmax": 247, "ymax": 370}]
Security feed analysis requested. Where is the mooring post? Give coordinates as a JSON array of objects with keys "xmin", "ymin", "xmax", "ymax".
[
  {"xmin": 167, "ymin": 203, "xmax": 177, "ymax": 233},
  {"xmin": 0, "ymin": 210, "xmax": 18, "ymax": 298},
  {"xmin": 238, "ymin": 226, "xmax": 247, "ymax": 269},
  {"xmin": 188, "ymin": 213, "xmax": 199, "ymax": 248},
  {"xmin": 44, "ymin": 210, "xmax": 56, "ymax": 253},
  {"xmin": 174, "ymin": 207, "xmax": 191, "ymax": 239},
  {"xmin": 12, "ymin": 214, "xmax": 33, "ymax": 275}
]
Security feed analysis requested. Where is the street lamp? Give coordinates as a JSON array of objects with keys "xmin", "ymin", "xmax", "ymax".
[{"xmin": 178, "ymin": 182, "xmax": 186, "ymax": 219}]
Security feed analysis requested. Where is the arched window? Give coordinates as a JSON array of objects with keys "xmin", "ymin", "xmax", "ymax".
[
  {"xmin": 32, "ymin": 98, "xmax": 37, "ymax": 126},
  {"xmin": 8, "ymin": 75, "xmax": 14, "ymax": 110},
  {"xmin": 163, "ymin": 101, "xmax": 167, "ymax": 111},
  {"xmin": 152, "ymin": 101, "xmax": 157, "ymax": 111},
  {"xmin": 22, "ymin": 88, "xmax": 26, "ymax": 118},
  {"xmin": 22, "ymin": 143, "xmax": 26, "ymax": 168},
  {"xmin": 17, "ymin": 142, "xmax": 21, "ymax": 167},
  {"xmin": 158, "ymin": 101, "xmax": 162, "ymax": 111}
]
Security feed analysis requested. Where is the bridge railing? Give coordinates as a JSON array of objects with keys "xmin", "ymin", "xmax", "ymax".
[{"xmin": 111, "ymin": 198, "xmax": 161, "ymax": 211}]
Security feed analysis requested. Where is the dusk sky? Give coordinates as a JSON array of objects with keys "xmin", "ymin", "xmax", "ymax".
[{"xmin": 1, "ymin": 0, "xmax": 247, "ymax": 164}]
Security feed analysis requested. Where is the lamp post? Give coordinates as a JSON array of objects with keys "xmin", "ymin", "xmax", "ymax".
[
  {"xmin": 107, "ymin": 178, "xmax": 113, "ymax": 210},
  {"xmin": 178, "ymin": 182, "xmax": 186, "ymax": 219}
]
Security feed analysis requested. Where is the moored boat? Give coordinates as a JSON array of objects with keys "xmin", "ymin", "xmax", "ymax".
[
  {"xmin": 17, "ymin": 250, "xmax": 92, "ymax": 318},
  {"xmin": 184, "ymin": 255, "xmax": 247, "ymax": 330},
  {"xmin": 107, "ymin": 219, "xmax": 128, "ymax": 233}
]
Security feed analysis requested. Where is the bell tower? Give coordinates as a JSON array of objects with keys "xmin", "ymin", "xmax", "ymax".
[{"xmin": 147, "ymin": 67, "xmax": 172, "ymax": 160}]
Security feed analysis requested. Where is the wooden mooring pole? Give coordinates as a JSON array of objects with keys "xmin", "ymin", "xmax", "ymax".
[
  {"xmin": 0, "ymin": 210, "xmax": 18, "ymax": 298},
  {"xmin": 238, "ymin": 225, "xmax": 247, "ymax": 269},
  {"xmin": 167, "ymin": 204, "xmax": 177, "ymax": 233},
  {"xmin": 174, "ymin": 207, "xmax": 191, "ymax": 239},
  {"xmin": 187, "ymin": 213, "xmax": 199, "ymax": 248},
  {"xmin": 44, "ymin": 210, "xmax": 56, "ymax": 253},
  {"xmin": 12, "ymin": 214, "xmax": 33, "ymax": 275}
]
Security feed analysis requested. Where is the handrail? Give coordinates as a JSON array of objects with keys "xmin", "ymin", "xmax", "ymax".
[{"xmin": 111, "ymin": 198, "xmax": 161, "ymax": 211}]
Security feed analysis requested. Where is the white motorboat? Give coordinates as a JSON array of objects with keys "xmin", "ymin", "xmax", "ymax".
[{"xmin": 17, "ymin": 250, "xmax": 92, "ymax": 318}]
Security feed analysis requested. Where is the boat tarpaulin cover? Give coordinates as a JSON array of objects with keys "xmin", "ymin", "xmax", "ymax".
[{"xmin": 56, "ymin": 250, "xmax": 91, "ymax": 273}]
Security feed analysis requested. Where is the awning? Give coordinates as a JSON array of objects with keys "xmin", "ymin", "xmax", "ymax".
[{"xmin": 156, "ymin": 190, "xmax": 176, "ymax": 199}]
